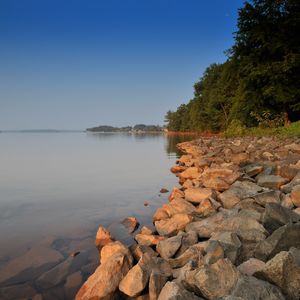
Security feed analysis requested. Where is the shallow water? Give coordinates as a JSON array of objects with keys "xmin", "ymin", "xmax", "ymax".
[{"xmin": 0, "ymin": 132, "xmax": 195, "ymax": 299}]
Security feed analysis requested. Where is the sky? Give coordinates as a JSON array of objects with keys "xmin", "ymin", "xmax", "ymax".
[{"xmin": 0, "ymin": 0, "xmax": 244, "ymax": 130}]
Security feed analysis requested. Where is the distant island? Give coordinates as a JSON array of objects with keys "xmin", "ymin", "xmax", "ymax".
[{"xmin": 86, "ymin": 124, "xmax": 165, "ymax": 133}]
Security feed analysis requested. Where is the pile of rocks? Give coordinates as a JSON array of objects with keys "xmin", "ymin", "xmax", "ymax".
[{"xmin": 76, "ymin": 136, "xmax": 300, "ymax": 300}]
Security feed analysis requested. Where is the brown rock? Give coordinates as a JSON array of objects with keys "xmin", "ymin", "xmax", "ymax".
[
  {"xmin": 156, "ymin": 235, "xmax": 182, "ymax": 260},
  {"xmin": 170, "ymin": 165, "xmax": 186, "ymax": 174},
  {"xmin": 276, "ymin": 165, "xmax": 299, "ymax": 180},
  {"xmin": 135, "ymin": 234, "xmax": 165, "ymax": 247},
  {"xmin": 130, "ymin": 244, "xmax": 158, "ymax": 261},
  {"xmin": 149, "ymin": 271, "xmax": 169, "ymax": 300},
  {"xmin": 100, "ymin": 241, "xmax": 133, "ymax": 265},
  {"xmin": 160, "ymin": 188, "xmax": 169, "ymax": 193},
  {"xmin": 168, "ymin": 187, "xmax": 184, "ymax": 201},
  {"xmin": 257, "ymin": 175, "xmax": 289, "ymax": 189},
  {"xmin": 184, "ymin": 187, "xmax": 213, "ymax": 204},
  {"xmin": 237, "ymin": 258, "xmax": 266, "ymax": 276},
  {"xmin": 255, "ymin": 250, "xmax": 300, "ymax": 299},
  {"xmin": 158, "ymin": 281, "xmax": 201, "ymax": 300},
  {"xmin": 179, "ymin": 167, "xmax": 200, "ymax": 181},
  {"xmin": 76, "ymin": 251, "xmax": 132, "ymax": 300},
  {"xmin": 95, "ymin": 226, "xmax": 114, "ymax": 250},
  {"xmin": 155, "ymin": 214, "xmax": 193, "ymax": 237},
  {"xmin": 243, "ymin": 164, "xmax": 264, "ymax": 177},
  {"xmin": 194, "ymin": 198, "xmax": 216, "ymax": 217},
  {"xmin": 184, "ymin": 259, "xmax": 240, "ymax": 300},
  {"xmin": 204, "ymin": 240, "xmax": 224, "ymax": 264},
  {"xmin": 121, "ymin": 217, "xmax": 139, "ymax": 233},
  {"xmin": 291, "ymin": 184, "xmax": 300, "ymax": 207}
]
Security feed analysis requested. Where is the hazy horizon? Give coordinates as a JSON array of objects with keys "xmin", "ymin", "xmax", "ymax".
[{"xmin": 1, "ymin": 0, "xmax": 244, "ymax": 130}]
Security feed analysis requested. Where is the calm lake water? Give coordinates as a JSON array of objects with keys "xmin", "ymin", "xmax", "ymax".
[{"xmin": 0, "ymin": 132, "xmax": 195, "ymax": 299}]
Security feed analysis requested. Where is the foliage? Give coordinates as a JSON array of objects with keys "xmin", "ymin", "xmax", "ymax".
[
  {"xmin": 165, "ymin": 0, "xmax": 300, "ymax": 132},
  {"xmin": 250, "ymin": 111, "xmax": 284, "ymax": 128},
  {"xmin": 224, "ymin": 119, "xmax": 247, "ymax": 137}
]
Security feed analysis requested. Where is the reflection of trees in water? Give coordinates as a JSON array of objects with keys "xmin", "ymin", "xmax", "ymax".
[{"xmin": 165, "ymin": 135, "xmax": 198, "ymax": 157}]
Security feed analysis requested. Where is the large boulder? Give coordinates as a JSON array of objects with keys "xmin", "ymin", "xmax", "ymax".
[
  {"xmin": 291, "ymin": 184, "xmax": 300, "ymax": 207},
  {"xmin": 155, "ymin": 214, "xmax": 193, "ymax": 237},
  {"xmin": 75, "ymin": 251, "xmax": 132, "ymax": 300},
  {"xmin": 254, "ymin": 222, "xmax": 300, "ymax": 261},
  {"xmin": 200, "ymin": 168, "xmax": 240, "ymax": 191},
  {"xmin": 219, "ymin": 181, "xmax": 263, "ymax": 208},
  {"xmin": 95, "ymin": 226, "xmax": 114, "ymax": 250},
  {"xmin": 168, "ymin": 187, "xmax": 185, "ymax": 201},
  {"xmin": 262, "ymin": 202, "xmax": 300, "ymax": 232},
  {"xmin": 186, "ymin": 209, "xmax": 238, "ymax": 238},
  {"xmin": 100, "ymin": 241, "xmax": 133, "ymax": 265},
  {"xmin": 184, "ymin": 259, "xmax": 240, "ymax": 299},
  {"xmin": 135, "ymin": 234, "xmax": 165, "ymax": 247},
  {"xmin": 257, "ymin": 175, "xmax": 289, "ymax": 189},
  {"xmin": 210, "ymin": 231, "xmax": 242, "ymax": 264},
  {"xmin": 119, "ymin": 254, "xmax": 152, "ymax": 297},
  {"xmin": 237, "ymin": 258, "xmax": 266, "ymax": 276},
  {"xmin": 184, "ymin": 187, "xmax": 213, "ymax": 204},
  {"xmin": 149, "ymin": 271, "xmax": 169, "ymax": 300},
  {"xmin": 228, "ymin": 275, "xmax": 285, "ymax": 300},
  {"xmin": 158, "ymin": 281, "xmax": 202, "ymax": 300},
  {"xmin": 179, "ymin": 167, "xmax": 200, "ymax": 181},
  {"xmin": 251, "ymin": 190, "xmax": 281, "ymax": 207},
  {"xmin": 255, "ymin": 249, "xmax": 300, "ymax": 300},
  {"xmin": 156, "ymin": 235, "xmax": 182, "ymax": 260}
]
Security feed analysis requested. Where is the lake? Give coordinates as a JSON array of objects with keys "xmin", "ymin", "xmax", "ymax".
[{"xmin": 0, "ymin": 132, "xmax": 195, "ymax": 299}]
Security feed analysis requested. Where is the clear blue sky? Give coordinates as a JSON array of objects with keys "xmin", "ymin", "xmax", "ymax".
[{"xmin": 0, "ymin": 0, "xmax": 244, "ymax": 130}]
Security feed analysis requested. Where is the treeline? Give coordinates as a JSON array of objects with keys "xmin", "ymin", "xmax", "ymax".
[
  {"xmin": 165, "ymin": 0, "xmax": 300, "ymax": 132},
  {"xmin": 86, "ymin": 124, "xmax": 164, "ymax": 132}
]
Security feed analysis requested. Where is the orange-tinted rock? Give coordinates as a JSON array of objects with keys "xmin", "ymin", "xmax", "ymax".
[
  {"xmin": 135, "ymin": 234, "xmax": 165, "ymax": 247},
  {"xmin": 95, "ymin": 226, "xmax": 114, "ymax": 250},
  {"xmin": 121, "ymin": 217, "xmax": 139, "ymax": 233},
  {"xmin": 291, "ymin": 185, "xmax": 300, "ymax": 207},
  {"xmin": 168, "ymin": 187, "xmax": 184, "ymax": 201},
  {"xmin": 184, "ymin": 187, "xmax": 213, "ymax": 204},
  {"xmin": 179, "ymin": 167, "xmax": 200, "ymax": 181},
  {"xmin": 170, "ymin": 165, "xmax": 187, "ymax": 173}
]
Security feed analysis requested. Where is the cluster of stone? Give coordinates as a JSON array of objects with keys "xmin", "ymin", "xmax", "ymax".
[{"xmin": 76, "ymin": 136, "xmax": 300, "ymax": 300}]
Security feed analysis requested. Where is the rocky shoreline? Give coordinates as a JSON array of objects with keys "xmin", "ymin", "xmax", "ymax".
[{"xmin": 76, "ymin": 136, "xmax": 300, "ymax": 300}]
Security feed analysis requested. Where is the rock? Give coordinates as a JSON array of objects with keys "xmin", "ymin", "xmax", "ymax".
[
  {"xmin": 155, "ymin": 214, "xmax": 193, "ymax": 237},
  {"xmin": 186, "ymin": 209, "xmax": 238, "ymax": 238},
  {"xmin": 204, "ymin": 240, "xmax": 224, "ymax": 264},
  {"xmin": 294, "ymin": 207, "xmax": 300, "ymax": 215},
  {"xmin": 0, "ymin": 244, "xmax": 64, "ymax": 286},
  {"xmin": 175, "ymin": 231, "xmax": 198, "ymax": 257},
  {"xmin": 281, "ymin": 172, "xmax": 300, "ymax": 193},
  {"xmin": 168, "ymin": 243, "xmax": 207, "ymax": 269},
  {"xmin": 262, "ymin": 202, "xmax": 300, "ymax": 232},
  {"xmin": 0, "ymin": 283, "xmax": 36, "ymax": 300},
  {"xmin": 184, "ymin": 187, "xmax": 213, "ymax": 204},
  {"xmin": 243, "ymin": 164, "xmax": 264, "ymax": 177},
  {"xmin": 234, "ymin": 198, "xmax": 265, "ymax": 213},
  {"xmin": 100, "ymin": 241, "xmax": 133, "ymax": 265},
  {"xmin": 182, "ymin": 179, "xmax": 194, "ymax": 189},
  {"xmin": 160, "ymin": 188, "xmax": 169, "ymax": 193},
  {"xmin": 121, "ymin": 217, "xmax": 139, "ymax": 233},
  {"xmin": 255, "ymin": 249, "xmax": 300, "ymax": 299},
  {"xmin": 252, "ymin": 190, "xmax": 281, "ymax": 207},
  {"xmin": 200, "ymin": 168, "xmax": 240, "ymax": 191},
  {"xmin": 157, "ymin": 235, "xmax": 182, "ymax": 260},
  {"xmin": 254, "ymin": 222, "xmax": 300, "ymax": 261},
  {"xmin": 285, "ymin": 143, "xmax": 300, "ymax": 154},
  {"xmin": 184, "ymin": 259, "xmax": 240, "ymax": 300},
  {"xmin": 95, "ymin": 226, "xmax": 114, "ymax": 250},
  {"xmin": 119, "ymin": 256, "xmax": 151, "ymax": 297},
  {"xmin": 135, "ymin": 234, "xmax": 165, "ymax": 247},
  {"xmin": 149, "ymin": 271, "xmax": 169, "ymax": 300},
  {"xmin": 75, "ymin": 251, "xmax": 132, "ymax": 300},
  {"xmin": 140, "ymin": 226, "xmax": 154, "ymax": 235},
  {"xmin": 257, "ymin": 175, "xmax": 289, "ymax": 189},
  {"xmin": 179, "ymin": 167, "xmax": 200, "ymax": 181},
  {"xmin": 281, "ymin": 194, "xmax": 295, "ymax": 209},
  {"xmin": 219, "ymin": 181, "xmax": 263, "ymax": 208},
  {"xmin": 291, "ymin": 184, "xmax": 300, "ymax": 207},
  {"xmin": 262, "ymin": 151, "xmax": 274, "ymax": 161},
  {"xmin": 229, "ymin": 275, "xmax": 285, "ymax": 300},
  {"xmin": 144, "ymin": 201, "xmax": 149, "ymax": 206},
  {"xmin": 178, "ymin": 154, "xmax": 193, "ymax": 164},
  {"xmin": 237, "ymin": 258, "xmax": 266, "ymax": 276},
  {"xmin": 276, "ymin": 165, "xmax": 299, "ymax": 180},
  {"xmin": 168, "ymin": 187, "xmax": 184, "ymax": 201},
  {"xmin": 210, "ymin": 231, "xmax": 241, "ymax": 264},
  {"xmin": 194, "ymin": 198, "xmax": 217, "ymax": 217},
  {"xmin": 153, "ymin": 198, "xmax": 195, "ymax": 222},
  {"xmin": 231, "ymin": 152, "xmax": 249, "ymax": 164},
  {"xmin": 64, "ymin": 271, "xmax": 83, "ymax": 300},
  {"xmin": 170, "ymin": 165, "xmax": 186, "ymax": 174},
  {"xmin": 157, "ymin": 281, "xmax": 201, "ymax": 300},
  {"xmin": 130, "ymin": 244, "xmax": 158, "ymax": 261}
]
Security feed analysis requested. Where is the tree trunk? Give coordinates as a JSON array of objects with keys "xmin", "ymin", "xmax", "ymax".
[{"xmin": 284, "ymin": 112, "xmax": 291, "ymax": 127}]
